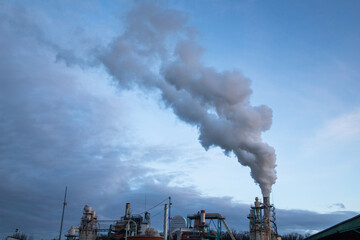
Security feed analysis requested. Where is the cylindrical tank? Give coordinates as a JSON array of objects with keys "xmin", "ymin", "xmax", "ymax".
[{"xmin": 170, "ymin": 216, "xmax": 187, "ymax": 233}]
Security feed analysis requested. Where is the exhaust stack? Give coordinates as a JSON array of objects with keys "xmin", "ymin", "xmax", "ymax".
[
  {"xmin": 200, "ymin": 210, "xmax": 206, "ymax": 225},
  {"xmin": 263, "ymin": 196, "xmax": 271, "ymax": 240},
  {"xmin": 248, "ymin": 196, "xmax": 280, "ymax": 240},
  {"xmin": 125, "ymin": 203, "xmax": 131, "ymax": 219}
]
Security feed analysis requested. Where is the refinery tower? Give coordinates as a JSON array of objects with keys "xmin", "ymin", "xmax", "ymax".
[{"xmin": 248, "ymin": 196, "xmax": 280, "ymax": 240}]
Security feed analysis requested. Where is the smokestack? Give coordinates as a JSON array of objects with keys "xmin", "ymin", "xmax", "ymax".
[
  {"xmin": 164, "ymin": 204, "xmax": 169, "ymax": 240},
  {"xmin": 254, "ymin": 197, "xmax": 260, "ymax": 216},
  {"xmin": 125, "ymin": 203, "xmax": 130, "ymax": 219},
  {"xmin": 200, "ymin": 210, "xmax": 205, "ymax": 225},
  {"xmin": 263, "ymin": 196, "xmax": 270, "ymax": 223},
  {"xmin": 263, "ymin": 196, "xmax": 270, "ymax": 206},
  {"xmin": 263, "ymin": 196, "xmax": 271, "ymax": 239}
]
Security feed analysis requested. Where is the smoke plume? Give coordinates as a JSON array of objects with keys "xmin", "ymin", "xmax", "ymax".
[{"xmin": 99, "ymin": 3, "xmax": 276, "ymax": 196}]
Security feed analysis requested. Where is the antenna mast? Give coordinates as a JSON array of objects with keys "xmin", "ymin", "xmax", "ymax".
[{"xmin": 59, "ymin": 186, "xmax": 67, "ymax": 240}]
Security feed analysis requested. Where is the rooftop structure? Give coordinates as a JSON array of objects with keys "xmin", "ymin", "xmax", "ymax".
[{"xmin": 305, "ymin": 214, "xmax": 360, "ymax": 240}]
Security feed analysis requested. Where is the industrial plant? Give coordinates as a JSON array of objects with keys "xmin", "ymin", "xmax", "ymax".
[
  {"xmin": 248, "ymin": 197, "xmax": 279, "ymax": 240},
  {"xmin": 63, "ymin": 196, "xmax": 281, "ymax": 240}
]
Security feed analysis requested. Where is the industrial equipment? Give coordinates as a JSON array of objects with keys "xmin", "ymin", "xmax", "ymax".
[
  {"xmin": 79, "ymin": 205, "xmax": 98, "ymax": 240},
  {"xmin": 65, "ymin": 197, "xmax": 283, "ymax": 240},
  {"xmin": 107, "ymin": 203, "xmax": 159, "ymax": 240},
  {"xmin": 248, "ymin": 197, "xmax": 280, "ymax": 240},
  {"xmin": 66, "ymin": 203, "xmax": 160, "ymax": 240},
  {"xmin": 171, "ymin": 210, "xmax": 235, "ymax": 240}
]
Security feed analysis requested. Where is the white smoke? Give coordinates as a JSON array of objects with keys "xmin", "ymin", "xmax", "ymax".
[{"xmin": 99, "ymin": 2, "xmax": 276, "ymax": 196}]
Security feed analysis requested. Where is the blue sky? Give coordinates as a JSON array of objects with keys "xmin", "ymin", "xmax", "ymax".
[{"xmin": 0, "ymin": 0, "xmax": 359, "ymax": 239}]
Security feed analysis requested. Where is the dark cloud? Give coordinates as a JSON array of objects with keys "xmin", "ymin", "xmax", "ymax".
[
  {"xmin": 276, "ymin": 209, "xmax": 357, "ymax": 234},
  {"xmin": 0, "ymin": 2, "xmax": 138, "ymax": 238}
]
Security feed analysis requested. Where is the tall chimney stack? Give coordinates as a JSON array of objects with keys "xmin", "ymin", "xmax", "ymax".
[
  {"xmin": 263, "ymin": 196, "xmax": 271, "ymax": 240},
  {"xmin": 200, "ymin": 210, "xmax": 206, "ymax": 225},
  {"xmin": 125, "ymin": 203, "xmax": 131, "ymax": 219}
]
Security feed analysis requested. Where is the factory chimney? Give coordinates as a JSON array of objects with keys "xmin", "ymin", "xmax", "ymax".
[
  {"xmin": 125, "ymin": 203, "xmax": 131, "ymax": 219},
  {"xmin": 249, "ymin": 196, "xmax": 279, "ymax": 240},
  {"xmin": 263, "ymin": 197, "xmax": 271, "ymax": 240},
  {"xmin": 200, "ymin": 210, "xmax": 206, "ymax": 225}
]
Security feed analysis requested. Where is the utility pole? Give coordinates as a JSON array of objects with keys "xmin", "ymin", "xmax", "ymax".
[
  {"xmin": 164, "ymin": 204, "xmax": 169, "ymax": 240},
  {"xmin": 168, "ymin": 196, "xmax": 171, "ymax": 240},
  {"xmin": 59, "ymin": 186, "xmax": 67, "ymax": 240}
]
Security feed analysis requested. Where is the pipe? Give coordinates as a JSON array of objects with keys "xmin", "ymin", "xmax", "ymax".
[
  {"xmin": 221, "ymin": 219, "xmax": 236, "ymax": 240},
  {"xmin": 168, "ymin": 197, "xmax": 171, "ymax": 240}
]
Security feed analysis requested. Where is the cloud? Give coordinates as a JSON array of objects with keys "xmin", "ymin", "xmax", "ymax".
[
  {"xmin": 0, "ymin": 3, "xmax": 143, "ymax": 238},
  {"xmin": 315, "ymin": 108, "xmax": 360, "ymax": 142},
  {"xmin": 276, "ymin": 209, "xmax": 358, "ymax": 235},
  {"xmin": 328, "ymin": 203, "xmax": 346, "ymax": 209}
]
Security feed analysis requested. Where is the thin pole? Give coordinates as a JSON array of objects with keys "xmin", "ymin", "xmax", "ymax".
[
  {"xmin": 145, "ymin": 193, "xmax": 147, "ymax": 213},
  {"xmin": 163, "ymin": 204, "xmax": 169, "ymax": 240},
  {"xmin": 59, "ymin": 186, "xmax": 67, "ymax": 240}
]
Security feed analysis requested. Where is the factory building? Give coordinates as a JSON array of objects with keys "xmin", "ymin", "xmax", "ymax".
[
  {"xmin": 107, "ymin": 203, "xmax": 160, "ymax": 240},
  {"xmin": 66, "ymin": 203, "xmax": 161, "ymax": 240},
  {"xmin": 65, "ymin": 197, "xmax": 281, "ymax": 240},
  {"xmin": 65, "ymin": 205, "xmax": 99, "ymax": 240},
  {"xmin": 248, "ymin": 197, "xmax": 280, "ymax": 240},
  {"xmin": 305, "ymin": 214, "xmax": 360, "ymax": 240},
  {"xmin": 79, "ymin": 205, "xmax": 98, "ymax": 240}
]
